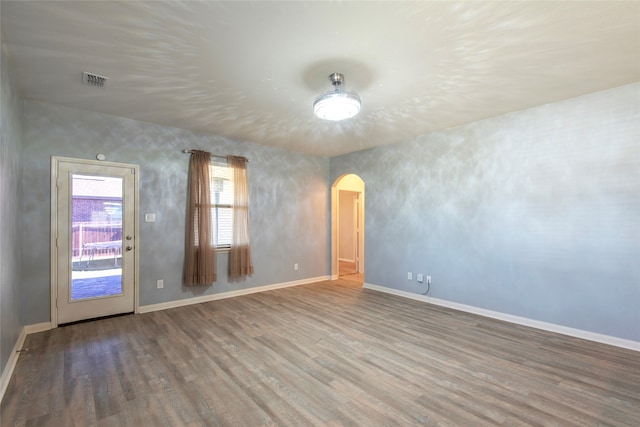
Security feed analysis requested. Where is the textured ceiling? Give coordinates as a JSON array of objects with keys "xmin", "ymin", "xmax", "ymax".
[{"xmin": 2, "ymin": 1, "xmax": 639, "ymax": 157}]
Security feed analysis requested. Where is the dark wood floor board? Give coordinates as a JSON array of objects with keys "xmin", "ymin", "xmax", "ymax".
[
  {"xmin": 184, "ymin": 358, "xmax": 231, "ymax": 417},
  {"xmin": 361, "ymin": 348, "xmax": 553, "ymax": 426},
  {"xmin": 186, "ymin": 362, "xmax": 266, "ymax": 426},
  {"xmin": 524, "ymin": 356, "xmax": 640, "ymax": 406},
  {"xmin": 260, "ymin": 370, "xmax": 339, "ymax": 425},
  {"xmin": 64, "ymin": 374, "xmax": 97, "ymax": 427},
  {"xmin": 3, "ymin": 280, "xmax": 639, "ymax": 426},
  {"xmin": 32, "ymin": 351, "xmax": 67, "ymax": 420},
  {"xmin": 327, "ymin": 378, "xmax": 429, "ymax": 425},
  {"xmin": 404, "ymin": 325, "xmax": 635, "ymax": 426},
  {"xmin": 200, "ymin": 340, "xmax": 313, "ymax": 426},
  {"xmin": 88, "ymin": 352, "xmax": 125, "ymax": 421},
  {"xmin": 95, "ymin": 398, "xmax": 153, "ymax": 427},
  {"xmin": 242, "ymin": 340, "xmax": 353, "ymax": 425},
  {"xmin": 325, "ymin": 357, "xmax": 443, "ymax": 424},
  {"xmin": 251, "ymin": 344, "xmax": 368, "ymax": 426}
]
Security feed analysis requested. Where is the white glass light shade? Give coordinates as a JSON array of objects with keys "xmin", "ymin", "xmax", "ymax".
[{"xmin": 313, "ymin": 90, "xmax": 361, "ymax": 121}]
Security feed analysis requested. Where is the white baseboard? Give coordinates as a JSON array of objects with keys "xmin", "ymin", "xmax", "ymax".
[
  {"xmin": 363, "ymin": 282, "xmax": 640, "ymax": 352},
  {"xmin": 0, "ymin": 327, "xmax": 26, "ymax": 404},
  {"xmin": 24, "ymin": 322, "xmax": 53, "ymax": 335},
  {"xmin": 139, "ymin": 275, "xmax": 330, "ymax": 314},
  {"xmin": 0, "ymin": 322, "xmax": 51, "ymax": 404}
]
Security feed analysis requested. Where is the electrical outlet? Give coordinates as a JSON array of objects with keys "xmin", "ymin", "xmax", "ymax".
[
  {"xmin": 157, "ymin": 279, "xmax": 164, "ymax": 289},
  {"xmin": 417, "ymin": 273, "xmax": 424, "ymax": 283},
  {"xmin": 294, "ymin": 263, "xmax": 299, "ymax": 271},
  {"xmin": 407, "ymin": 272, "xmax": 412, "ymax": 280},
  {"xmin": 426, "ymin": 276, "xmax": 431, "ymax": 285}
]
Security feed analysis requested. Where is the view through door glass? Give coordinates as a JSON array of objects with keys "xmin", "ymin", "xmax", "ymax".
[{"xmin": 71, "ymin": 174, "xmax": 123, "ymax": 300}]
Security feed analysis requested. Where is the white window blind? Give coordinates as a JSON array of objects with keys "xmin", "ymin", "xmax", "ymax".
[{"xmin": 210, "ymin": 160, "xmax": 233, "ymax": 248}]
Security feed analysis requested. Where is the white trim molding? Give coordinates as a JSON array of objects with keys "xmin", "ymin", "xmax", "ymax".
[
  {"xmin": 139, "ymin": 276, "xmax": 330, "ymax": 314},
  {"xmin": 363, "ymin": 283, "xmax": 640, "ymax": 352},
  {"xmin": 24, "ymin": 322, "xmax": 53, "ymax": 335},
  {"xmin": 0, "ymin": 328, "xmax": 26, "ymax": 404},
  {"xmin": 0, "ymin": 322, "xmax": 52, "ymax": 404}
]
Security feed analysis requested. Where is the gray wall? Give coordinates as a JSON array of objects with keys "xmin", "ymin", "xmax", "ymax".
[
  {"xmin": 10, "ymin": 72, "xmax": 639, "ymax": 344},
  {"xmin": 0, "ymin": 41, "xmax": 24, "ymax": 373},
  {"xmin": 21, "ymin": 101, "xmax": 329, "ymax": 324},
  {"xmin": 331, "ymin": 83, "xmax": 640, "ymax": 341}
]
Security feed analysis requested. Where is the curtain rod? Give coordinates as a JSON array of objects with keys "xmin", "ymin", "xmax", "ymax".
[{"xmin": 182, "ymin": 149, "xmax": 249, "ymax": 162}]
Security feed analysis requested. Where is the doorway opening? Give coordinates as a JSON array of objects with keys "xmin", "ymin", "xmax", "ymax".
[{"xmin": 331, "ymin": 174, "xmax": 365, "ymax": 285}]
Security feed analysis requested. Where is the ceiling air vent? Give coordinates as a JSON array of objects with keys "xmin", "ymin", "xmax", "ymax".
[{"xmin": 82, "ymin": 72, "xmax": 109, "ymax": 88}]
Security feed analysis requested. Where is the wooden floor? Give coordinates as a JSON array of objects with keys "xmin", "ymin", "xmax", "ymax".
[
  {"xmin": 338, "ymin": 261, "xmax": 357, "ymax": 276},
  {"xmin": 339, "ymin": 261, "xmax": 364, "ymax": 284},
  {"xmin": 2, "ymin": 280, "xmax": 639, "ymax": 426}
]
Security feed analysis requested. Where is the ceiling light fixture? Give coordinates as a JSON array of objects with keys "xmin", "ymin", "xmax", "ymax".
[{"xmin": 313, "ymin": 72, "xmax": 361, "ymax": 121}]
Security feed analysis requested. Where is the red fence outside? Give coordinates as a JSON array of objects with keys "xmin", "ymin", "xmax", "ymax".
[{"xmin": 72, "ymin": 222, "xmax": 122, "ymax": 261}]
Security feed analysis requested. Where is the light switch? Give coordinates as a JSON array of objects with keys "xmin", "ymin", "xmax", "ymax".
[{"xmin": 145, "ymin": 213, "xmax": 156, "ymax": 223}]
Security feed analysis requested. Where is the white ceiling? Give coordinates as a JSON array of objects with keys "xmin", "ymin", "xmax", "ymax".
[{"xmin": 2, "ymin": 1, "xmax": 639, "ymax": 157}]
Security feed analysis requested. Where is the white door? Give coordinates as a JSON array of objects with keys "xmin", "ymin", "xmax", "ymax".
[{"xmin": 52, "ymin": 157, "xmax": 138, "ymax": 324}]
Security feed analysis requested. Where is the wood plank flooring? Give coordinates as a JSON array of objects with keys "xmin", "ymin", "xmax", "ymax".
[
  {"xmin": 338, "ymin": 261, "xmax": 363, "ymax": 284},
  {"xmin": 2, "ymin": 280, "xmax": 639, "ymax": 426},
  {"xmin": 338, "ymin": 261, "xmax": 357, "ymax": 276}
]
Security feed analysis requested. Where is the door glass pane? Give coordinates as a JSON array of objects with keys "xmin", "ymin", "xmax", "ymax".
[{"xmin": 71, "ymin": 174, "xmax": 123, "ymax": 301}]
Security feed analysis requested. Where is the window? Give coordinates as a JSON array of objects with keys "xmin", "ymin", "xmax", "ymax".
[
  {"xmin": 184, "ymin": 151, "xmax": 253, "ymax": 285},
  {"xmin": 210, "ymin": 160, "xmax": 233, "ymax": 249}
]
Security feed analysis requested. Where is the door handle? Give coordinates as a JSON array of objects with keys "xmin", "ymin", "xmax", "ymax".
[{"xmin": 126, "ymin": 245, "xmax": 133, "ymax": 251}]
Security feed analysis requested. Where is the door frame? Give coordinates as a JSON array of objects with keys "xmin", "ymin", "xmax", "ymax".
[
  {"xmin": 331, "ymin": 174, "xmax": 365, "ymax": 280},
  {"xmin": 50, "ymin": 156, "xmax": 140, "ymax": 327}
]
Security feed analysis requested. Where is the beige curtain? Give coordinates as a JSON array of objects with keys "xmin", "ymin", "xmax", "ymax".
[
  {"xmin": 183, "ymin": 150, "xmax": 217, "ymax": 285},
  {"xmin": 228, "ymin": 155, "xmax": 254, "ymax": 277}
]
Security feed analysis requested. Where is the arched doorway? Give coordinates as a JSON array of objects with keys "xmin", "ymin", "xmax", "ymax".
[{"xmin": 331, "ymin": 174, "xmax": 365, "ymax": 284}]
